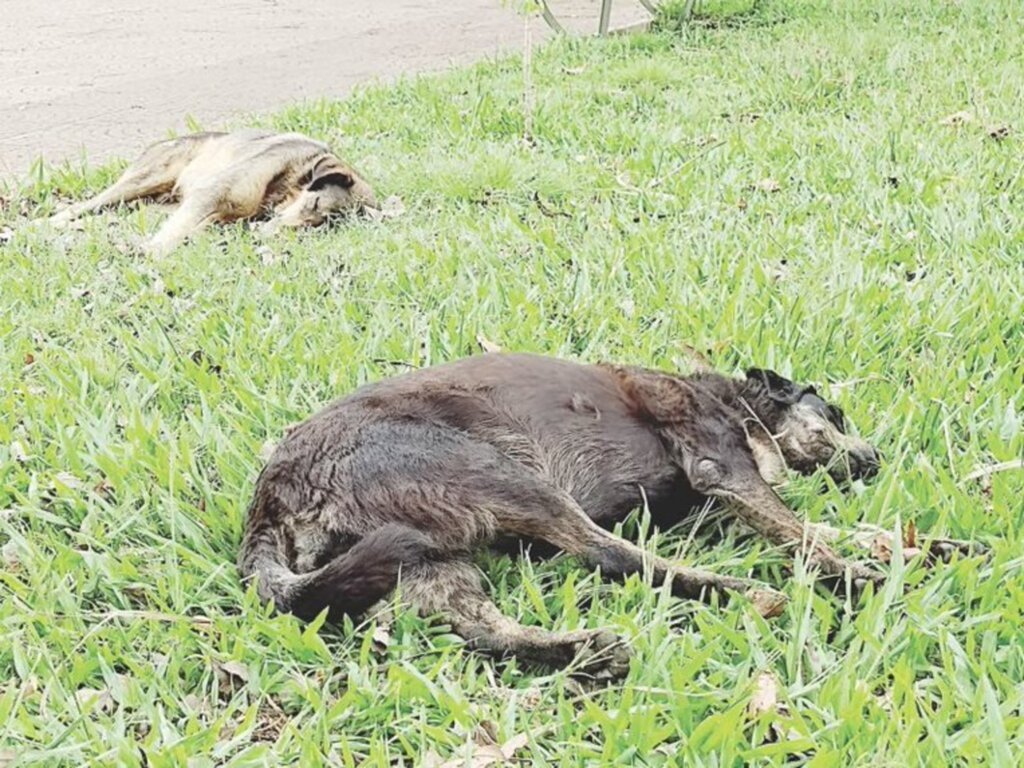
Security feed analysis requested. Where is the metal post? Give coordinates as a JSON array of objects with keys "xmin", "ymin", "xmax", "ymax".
[
  {"xmin": 537, "ymin": 0, "xmax": 566, "ymax": 34},
  {"xmin": 599, "ymin": 0, "xmax": 613, "ymax": 35}
]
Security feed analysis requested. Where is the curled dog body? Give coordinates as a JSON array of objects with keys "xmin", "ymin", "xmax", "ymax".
[
  {"xmin": 46, "ymin": 129, "xmax": 376, "ymax": 255},
  {"xmin": 238, "ymin": 353, "xmax": 968, "ymax": 677}
]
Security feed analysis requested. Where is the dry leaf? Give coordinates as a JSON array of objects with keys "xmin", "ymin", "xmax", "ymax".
[
  {"xmin": 380, "ymin": 195, "xmax": 406, "ymax": 218},
  {"xmin": 676, "ymin": 344, "xmax": 714, "ymax": 373},
  {"xmin": 53, "ymin": 471, "xmax": 83, "ymax": 490},
  {"xmin": 747, "ymin": 672, "xmax": 801, "ymax": 744},
  {"xmin": 366, "ymin": 195, "xmax": 406, "ymax": 222},
  {"xmin": 0, "ymin": 749, "xmax": 17, "ymax": 767},
  {"xmin": 93, "ymin": 478, "xmax": 116, "ymax": 499},
  {"xmin": 216, "ymin": 660, "xmax": 250, "ymax": 697},
  {"xmin": 500, "ymin": 733, "xmax": 529, "ymax": 758},
  {"xmin": 21, "ymin": 676, "xmax": 40, "ymax": 698},
  {"xmin": 940, "ymin": 110, "xmax": 974, "ymax": 127},
  {"xmin": 694, "ymin": 133, "xmax": 720, "ymax": 147},
  {"xmin": 870, "ymin": 533, "xmax": 894, "ymax": 564},
  {"xmin": 256, "ymin": 245, "xmax": 281, "ymax": 266},
  {"xmin": 260, "ymin": 439, "xmax": 277, "ymax": 462},
  {"xmin": 754, "ymin": 178, "xmax": 781, "ymax": 193},
  {"xmin": 770, "ymin": 259, "xmax": 790, "ymax": 282},
  {"xmin": 0, "ymin": 227, "xmax": 14, "ymax": 244},
  {"xmin": 986, "ymin": 123, "xmax": 1010, "ymax": 140},
  {"xmin": 76, "ymin": 686, "xmax": 114, "ymax": 713},
  {"xmin": 963, "ymin": 458, "xmax": 1023, "ymax": 482},
  {"xmin": 519, "ymin": 686, "xmax": 542, "ymax": 710},
  {"xmin": 10, "ymin": 441, "xmax": 28, "ymax": 463},
  {"xmin": 562, "ymin": 66, "xmax": 586, "ymax": 75},
  {"xmin": 868, "ymin": 528, "xmax": 923, "ymax": 564},
  {"xmin": 436, "ymin": 730, "xmax": 530, "ymax": 768},
  {"xmin": 217, "ymin": 660, "xmax": 249, "ymax": 683},
  {"xmin": 2, "ymin": 541, "xmax": 20, "ymax": 569},
  {"xmin": 615, "ymin": 171, "xmax": 636, "ymax": 190},
  {"xmin": 904, "ymin": 520, "xmax": 917, "ymax": 549},
  {"xmin": 476, "ymin": 720, "xmax": 500, "ymax": 746},
  {"xmin": 748, "ymin": 672, "xmax": 779, "ymax": 717},
  {"xmin": 476, "ymin": 334, "xmax": 502, "ymax": 354},
  {"xmin": 183, "ymin": 693, "xmax": 211, "ymax": 717},
  {"xmin": 253, "ymin": 699, "xmax": 289, "ymax": 743},
  {"xmin": 371, "ymin": 624, "xmax": 391, "ymax": 653}
]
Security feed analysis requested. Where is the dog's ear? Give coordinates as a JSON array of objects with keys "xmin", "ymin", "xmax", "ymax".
[
  {"xmin": 745, "ymin": 368, "xmax": 801, "ymax": 403},
  {"xmin": 308, "ymin": 156, "xmax": 355, "ymax": 191}
]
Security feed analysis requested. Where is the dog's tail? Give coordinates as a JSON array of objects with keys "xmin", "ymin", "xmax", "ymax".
[{"xmin": 238, "ymin": 491, "xmax": 434, "ymax": 621}]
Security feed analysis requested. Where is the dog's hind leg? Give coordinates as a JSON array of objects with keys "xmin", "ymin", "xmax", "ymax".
[
  {"xmin": 401, "ymin": 559, "xmax": 630, "ymax": 679},
  {"xmin": 49, "ymin": 170, "xmax": 175, "ymax": 227},
  {"xmin": 49, "ymin": 134, "xmax": 218, "ymax": 227}
]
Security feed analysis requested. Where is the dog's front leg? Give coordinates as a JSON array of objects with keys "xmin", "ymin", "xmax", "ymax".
[
  {"xmin": 493, "ymin": 487, "xmax": 788, "ymax": 617},
  {"xmin": 144, "ymin": 194, "xmax": 220, "ymax": 256},
  {"xmin": 707, "ymin": 473, "xmax": 884, "ymax": 587}
]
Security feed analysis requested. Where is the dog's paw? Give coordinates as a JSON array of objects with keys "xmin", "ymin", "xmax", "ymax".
[
  {"xmin": 745, "ymin": 587, "xmax": 788, "ymax": 618},
  {"xmin": 863, "ymin": 528, "xmax": 986, "ymax": 568},
  {"xmin": 256, "ymin": 219, "xmax": 282, "ymax": 238},
  {"xmin": 925, "ymin": 536, "xmax": 988, "ymax": 564},
  {"xmin": 850, "ymin": 563, "xmax": 886, "ymax": 596},
  {"xmin": 48, "ymin": 210, "xmax": 74, "ymax": 229},
  {"xmin": 570, "ymin": 629, "xmax": 631, "ymax": 681}
]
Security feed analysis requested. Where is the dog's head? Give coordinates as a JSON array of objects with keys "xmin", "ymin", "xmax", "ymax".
[
  {"xmin": 273, "ymin": 156, "xmax": 377, "ymax": 228},
  {"xmin": 741, "ymin": 368, "xmax": 880, "ymax": 483}
]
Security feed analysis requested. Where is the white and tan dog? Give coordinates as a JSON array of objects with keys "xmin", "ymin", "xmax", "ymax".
[{"xmin": 48, "ymin": 129, "xmax": 377, "ymax": 255}]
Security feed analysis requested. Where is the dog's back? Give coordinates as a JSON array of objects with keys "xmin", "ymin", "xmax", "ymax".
[{"xmin": 172, "ymin": 130, "xmax": 327, "ymax": 197}]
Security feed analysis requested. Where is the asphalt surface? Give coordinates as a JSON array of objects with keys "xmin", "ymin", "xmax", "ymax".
[{"xmin": 0, "ymin": 0, "xmax": 649, "ymax": 180}]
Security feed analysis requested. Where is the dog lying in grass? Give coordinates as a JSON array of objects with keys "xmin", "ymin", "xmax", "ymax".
[
  {"xmin": 47, "ymin": 129, "xmax": 376, "ymax": 255},
  {"xmin": 239, "ymin": 353, "xmax": 974, "ymax": 677}
]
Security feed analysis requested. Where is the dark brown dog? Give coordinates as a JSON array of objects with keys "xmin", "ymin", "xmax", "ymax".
[{"xmin": 238, "ymin": 353, "xmax": 965, "ymax": 676}]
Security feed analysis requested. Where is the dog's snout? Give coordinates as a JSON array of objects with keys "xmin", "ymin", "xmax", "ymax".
[{"xmin": 850, "ymin": 444, "xmax": 881, "ymax": 480}]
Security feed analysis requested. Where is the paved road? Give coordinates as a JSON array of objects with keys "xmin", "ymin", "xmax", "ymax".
[{"xmin": 0, "ymin": 0, "xmax": 649, "ymax": 180}]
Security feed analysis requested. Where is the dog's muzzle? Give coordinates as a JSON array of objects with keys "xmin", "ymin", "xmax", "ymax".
[{"xmin": 847, "ymin": 444, "xmax": 881, "ymax": 480}]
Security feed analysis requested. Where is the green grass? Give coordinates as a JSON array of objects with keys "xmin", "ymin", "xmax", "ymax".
[{"xmin": 2, "ymin": 0, "xmax": 1022, "ymax": 763}]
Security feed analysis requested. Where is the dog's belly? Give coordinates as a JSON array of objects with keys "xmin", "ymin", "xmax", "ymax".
[{"xmin": 567, "ymin": 461, "xmax": 707, "ymax": 526}]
